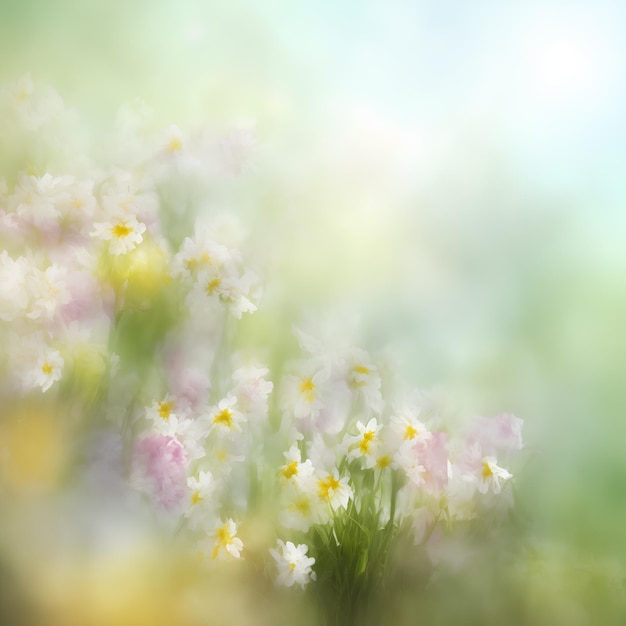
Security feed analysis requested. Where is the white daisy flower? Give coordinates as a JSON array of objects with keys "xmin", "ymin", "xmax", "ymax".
[
  {"xmin": 30, "ymin": 349, "xmax": 64, "ymax": 393},
  {"xmin": 207, "ymin": 395, "xmax": 245, "ymax": 435},
  {"xmin": 210, "ymin": 518, "xmax": 244, "ymax": 560},
  {"xmin": 475, "ymin": 456, "xmax": 512, "ymax": 494},
  {"xmin": 316, "ymin": 470, "xmax": 353, "ymax": 511},
  {"xmin": 270, "ymin": 540, "xmax": 316, "ymax": 588},
  {"xmin": 346, "ymin": 348, "xmax": 383, "ymax": 413},
  {"xmin": 90, "ymin": 215, "xmax": 146, "ymax": 255},
  {"xmin": 344, "ymin": 418, "xmax": 383, "ymax": 461},
  {"xmin": 278, "ymin": 445, "xmax": 315, "ymax": 486}
]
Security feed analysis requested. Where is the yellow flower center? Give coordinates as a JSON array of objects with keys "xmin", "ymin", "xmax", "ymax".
[
  {"xmin": 212, "ymin": 525, "xmax": 233, "ymax": 559},
  {"xmin": 167, "ymin": 136, "xmax": 183, "ymax": 152},
  {"xmin": 41, "ymin": 363, "xmax": 53, "ymax": 375},
  {"xmin": 111, "ymin": 223, "xmax": 132, "ymax": 239},
  {"xmin": 281, "ymin": 461, "xmax": 299, "ymax": 480},
  {"xmin": 213, "ymin": 408, "xmax": 233, "ymax": 428},
  {"xmin": 299, "ymin": 377, "xmax": 315, "ymax": 403},
  {"xmin": 317, "ymin": 475, "xmax": 341, "ymax": 499},
  {"xmin": 350, "ymin": 364, "xmax": 371, "ymax": 388},
  {"xmin": 191, "ymin": 490, "xmax": 203, "ymax": 506},
  {"xmin": 289, "ymin": 562, "xmax": 296, "ymax": 570},
  {"xmin": 482, "ymin": 461, "xmax": 493, "ymax": 479},
  {"xmin": 290, "ymin": 496, "xmax": 311, "ymax": 516},
  {"xmin": 205, "ymin": 277, "xmax": 221, "ymax": 295},
  {"xmin": 404, "ymin": 424, "xmax": 418, "ymax": 440},
  {"xmin": 158, "ymin": 401, "xmax": 174, "ymax": 420},
  {"xmin": 376, "ymin": 455, "xmax": 392, "ymax": 469},
  {"xmin": 359, "ymin": 430, "xmax": 375, "ymax": 454}
]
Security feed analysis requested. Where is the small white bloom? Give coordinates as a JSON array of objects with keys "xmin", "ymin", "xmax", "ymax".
[
  {"xmin": 279, "ymin": 445, "xmax": 315, "ymax": 486},
  {"xmin": 344, "ymin": 418, "xmax": 382, "ymax": 461},
  {"xmin": 282, "ymin": 365, "xmax": 330, "ymax": 421},
  {"xmin": 184, "ymin": 470, "xmax": 218, "ymax": 528},
  {"xmin": 10, "ymin": 173, "xmax": 69, "ymax": 228},
  {"xmin": 475, "ymin": 456, "xmax": 512, "ymax": 494},
  {"xmin": 145, "ymin": 394, "xmax": 179, "ymax": 424},
  {"xmin": 210, "ymin": 518, "xmax": 244, "ymax": 559},
  {"xmin": 316, "ymin": 471, "xmax": 353, "ymax": 511},
  {"xmin": 90, "ymin": 215, "xmax": 146, "ymax": 255},
  {"xmin": 100, "ymin": 174, "xmax": 158, "ymax": 219},
  {"xmin": 207, "ymin": 395, "xmax": 245, "ymax": 434},
  {"xmin": 390, "ymin": 406, "xmax": 431, "ymax": 444},
  {"xmin": 161, "ymin": 124, "xmax": 185, "ymax": 155},
  {"xmin": 270, "ymin": 540, "xmax": 316, "ymax": 588},
  {"xmin": 27, "ymin": 264, "xmax": 71, "ymax": 321},
  {"xmin": 346, "ymin": 348, "xmax": 383, "ymax": 413},
  {"xmin": 171, "ymin": 235, "xmax": 231, "ymax": 280},
  {"xmin": 30, "ymin": 349, "xmax": 64, "ymax": 392}
]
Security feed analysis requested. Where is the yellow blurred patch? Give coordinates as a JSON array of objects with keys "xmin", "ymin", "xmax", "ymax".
[
  {"xmin": 96, "ymin": 236, "xmax": 171, "ymax": 306},
  {"xmin": 0, "ymin": 404, "xmax": 68, "ymax": 492}
]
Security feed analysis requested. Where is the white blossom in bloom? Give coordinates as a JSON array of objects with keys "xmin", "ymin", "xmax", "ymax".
[
  {"xmin": 270, "ymin": 540, "xmax": 316, "ymax": 588},
  {"xmin": 279, "ymin": 445, "xmax": 315, "ymax": 486},
  {"xmin": 366, "ymin": 434, "xmax": 399, "ymax": 472},
  {"xmin": 282, "ymin": 364, "xmax": 330, "ymax": 421},
  {"xmin": 186, "ymin": 265, "xmax": 259, "ymax": 319},
  {"xmin": 215, "ymin": 269, "xmax": 259, "ymax": 318},
  {"xmin": 206, "ymin": 395, "xmax": 245, "ymax": 435},
  {"xmin": 474, "ymin": 456, "xmax": 512, "ymax": 494},
  {"xmin": 316, "ymin": 470, "xmax": 353, "ymax": 511},
  {"xmin": 0, "ymin": 252, "xmax": 31, "ymax": 321},
  {"xmin": 100, "ymin": 174, "xmax": 159, "ymax": 221},
  {"xmin": 171, "ymin": 235, "xmax": 231, "ymax": 281},
  {"xmin": 210, "ymin": 518, "xmax": 244, "ymax": 559},
  {"xmin": 145, "ymin": 394, "xmax": 180, "ymax": 425},
  {"xmin": 26, "ymin": 264, "xmax": 71, "ymax": 321},
  {"xmin": 160, "ymin": 124, "xmax": 185, "ymax": 155},
  {"xmin": 279, "ymin": 486, "xmax": 319, "ymax": 532},
  {"xmin": 346, "ymin": 348, "xmax": 383, "ymax": 413},
  {"xmin": 90, "ymin": 215, "xmax": 146, "ymax": 255},
  {"xmin": 390, "ymin": 406, "xmax": 432, "ymax": 444},
  {"xmin": 29, "ymin": 349, "xmax": 64, "ymax": 392},
  {"xmin": 58, "ymin": 177, "xmax": 98, "ymax": 226},
  {"xmin": 344, "ymin": 418, "xmax": 383, "ymax": 462},
  {"xmin": 184, "ymin": 470, "xmax": 218, "ymax": 528},
  {"xmin": 10, "ymin": 173, "xmax": 71, "ymax": 229}
]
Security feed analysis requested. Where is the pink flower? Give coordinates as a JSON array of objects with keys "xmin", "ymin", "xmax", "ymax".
[
  {"xmin": 131, "ymin": 434, "xmax": 187, "ymax": 511},
  {"xmin": 412, "ymin": 431, "xmax": 449, "ymax": 495}
]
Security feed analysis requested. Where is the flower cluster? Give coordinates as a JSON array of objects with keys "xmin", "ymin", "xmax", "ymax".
[
  {"xmin": 0, "ymin": 76, "xmax": 523, "ymax": 608},
  {"xmin": 271, "ymin": 328, "xmax": 522, "ymax": 590}
]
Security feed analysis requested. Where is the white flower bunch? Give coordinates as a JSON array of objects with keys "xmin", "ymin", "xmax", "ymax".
[
  {"xmin": 0, "ymin": 76, "xmax": 524, "ymax": 620},
  {"xmin": 270, "ymin": 327, "xmax": 523, "ymax": 600}
]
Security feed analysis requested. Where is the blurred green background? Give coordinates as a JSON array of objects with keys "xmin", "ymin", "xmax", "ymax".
[{"xmin": 2, "ymin": 0, "xmax": 626, "ymax": 622}]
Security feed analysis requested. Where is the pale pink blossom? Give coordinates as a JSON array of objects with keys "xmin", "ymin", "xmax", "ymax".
[{"xmin": 131, "ymin": 434, "xmax": 187, "ymax": 511}]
